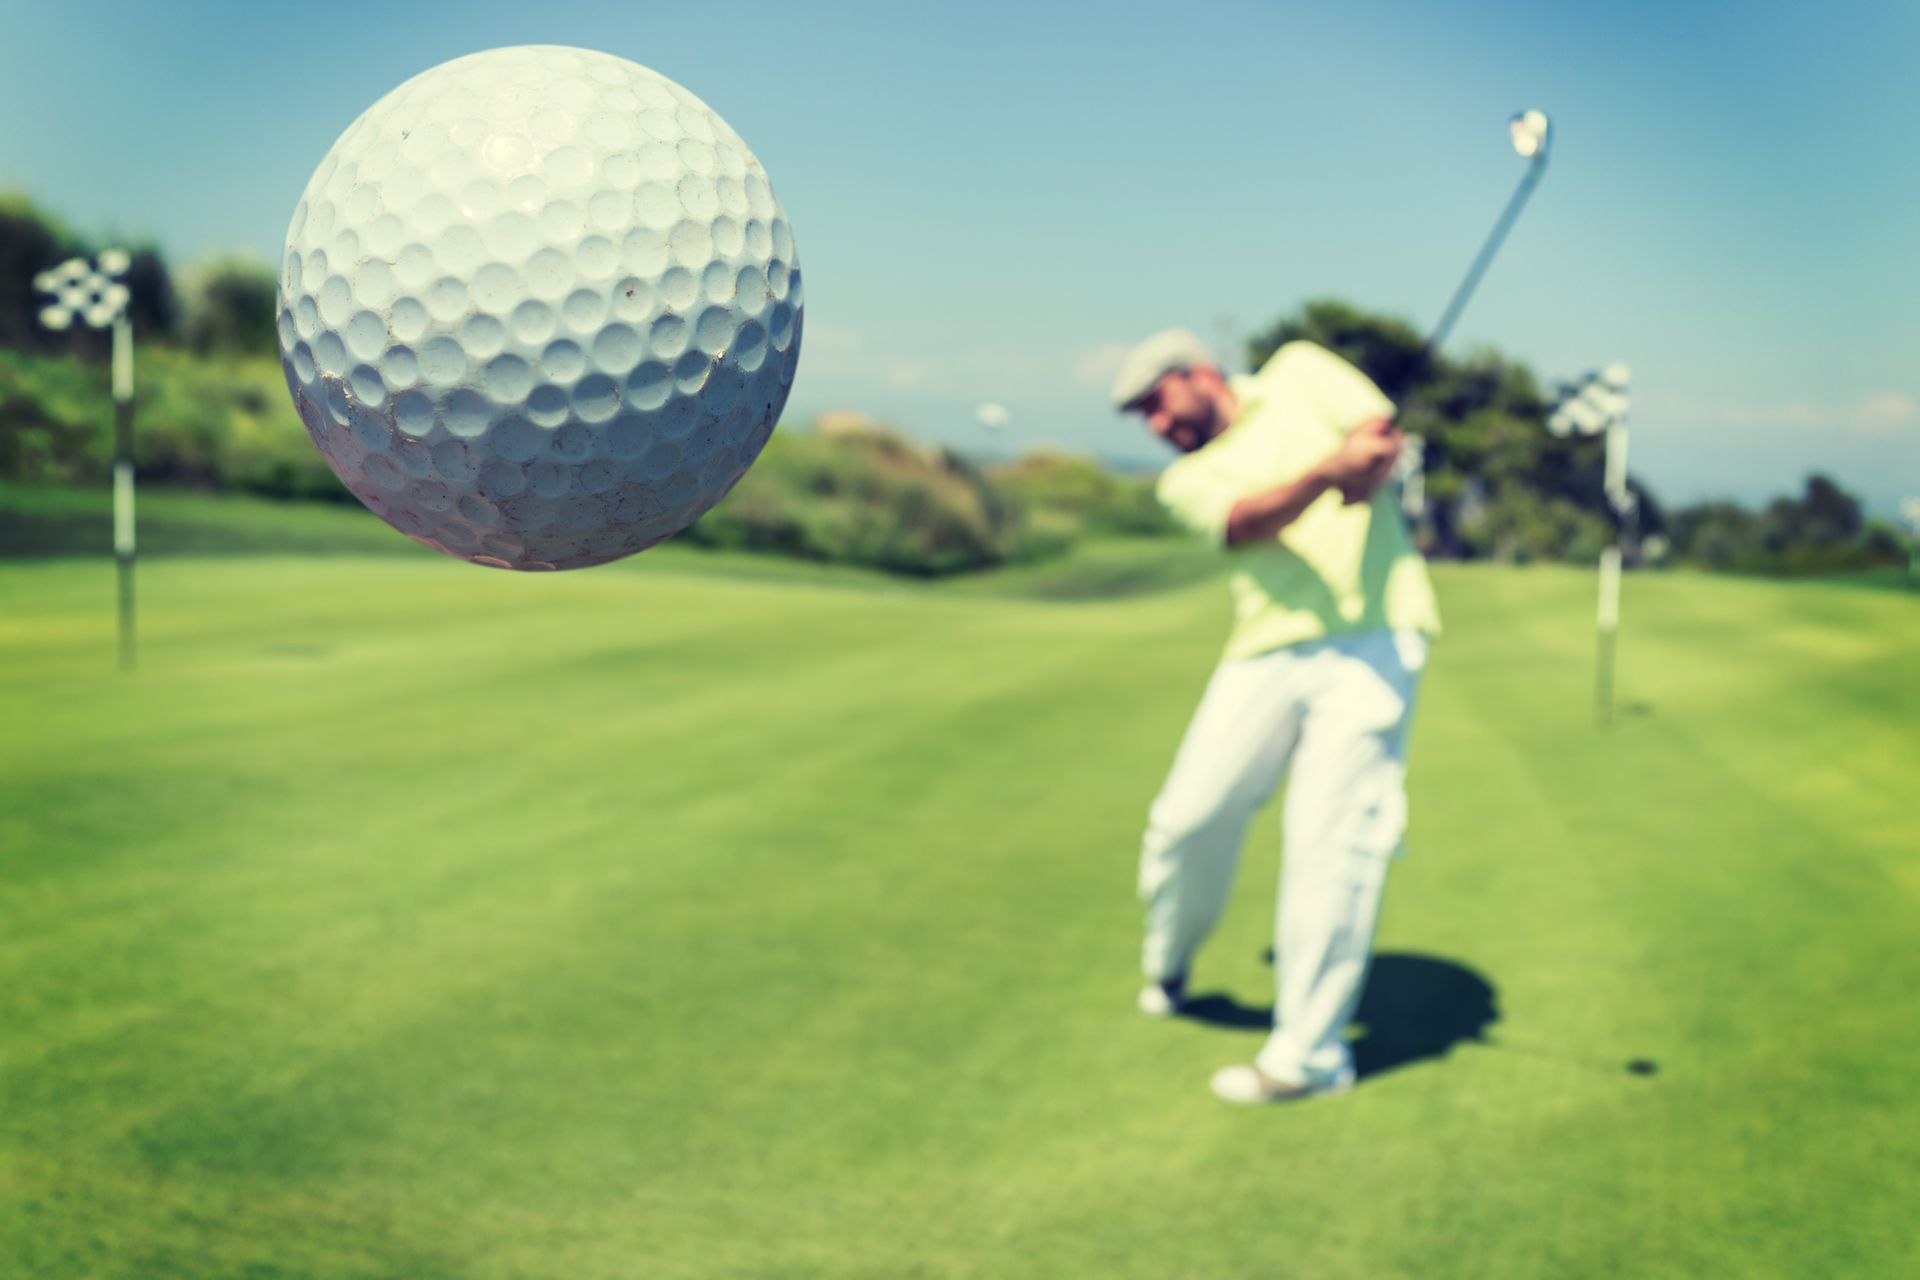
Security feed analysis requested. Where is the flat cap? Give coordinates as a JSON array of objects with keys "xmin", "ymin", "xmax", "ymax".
[{"xmin": 1109, "ymin": 329, "xmax": 1215, "ymax": 411}]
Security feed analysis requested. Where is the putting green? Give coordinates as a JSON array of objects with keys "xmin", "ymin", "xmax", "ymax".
[{"xmin": 2, "ymin": 544, "xmax": 1914, "ymax": 1277}]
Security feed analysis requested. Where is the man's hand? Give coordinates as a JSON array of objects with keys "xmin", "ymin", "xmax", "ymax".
[
  {"xmin": 1322, "ymin": 418, "xmax": 1403, "ymax": 505},
  {"xmin": 1222, "ymin": 417, "xmax": 1405, "ymax": 546}
]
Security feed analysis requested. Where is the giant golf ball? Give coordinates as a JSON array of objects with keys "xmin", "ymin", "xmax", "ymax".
[{"xmin": 278, "ymin": 46, "xmax": 802, "ymax": 570}]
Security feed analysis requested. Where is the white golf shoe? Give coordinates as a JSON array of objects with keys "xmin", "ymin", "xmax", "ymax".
[
  {"xmin": 1209, "ymin": 1062, "xmax": 1355, "ymax": 1105},
  {"xmin": 1136, "ymin": 974, "xmax": 1188, "ymax": 1018}
]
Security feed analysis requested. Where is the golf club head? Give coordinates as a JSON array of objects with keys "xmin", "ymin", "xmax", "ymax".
[{"xmin": 1510, "ymin": 109, "xmax": 1551, "ymax": 159}]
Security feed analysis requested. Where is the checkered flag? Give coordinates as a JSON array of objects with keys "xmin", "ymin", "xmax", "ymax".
[
  {"xmin": 34, "ymin": 250, "xmax": 132, "ymax": 331},
  {"xmin": 1550, "ymin": 363, "xmax": 1632, "ymax": 517},
  {"xmin": 1548, "ymin": 363, "xmax": 1630, "ymax": 440}
]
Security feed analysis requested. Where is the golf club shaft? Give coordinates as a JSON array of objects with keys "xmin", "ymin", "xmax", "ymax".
[
  {"xmin": 1425, "ymin": 154, "xmax": 1549, "ymax": 361},
  {"xmin": 1394, "ymin": 149, "xmax": 1551, "ymax": 412},
  {"xmin": 1392, "ymin": 150, "xmax": 1550, "ymax": 519}
]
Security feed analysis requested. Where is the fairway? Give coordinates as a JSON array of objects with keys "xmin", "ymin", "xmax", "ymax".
[{"xmin": 3, "ymin": 547, "xmax": 1916, "ymax": 1278}]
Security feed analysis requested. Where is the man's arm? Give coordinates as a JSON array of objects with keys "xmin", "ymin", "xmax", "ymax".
[{"xmin": 1224, "ymin": 418, "xmax": 1403, "ymax": 547}]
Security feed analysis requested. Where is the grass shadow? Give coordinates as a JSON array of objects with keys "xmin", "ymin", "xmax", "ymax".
[{"xmin": 1179, "ymin": 951, "xmax": 1498, "ymax": 1082}]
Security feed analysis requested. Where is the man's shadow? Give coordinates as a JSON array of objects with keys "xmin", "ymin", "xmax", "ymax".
[{"xmin": 1179, "ymin": 951, "xmax": 1497, "ymax": 1081}]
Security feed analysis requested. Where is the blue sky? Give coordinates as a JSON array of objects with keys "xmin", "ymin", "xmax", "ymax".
[{"xmin": 4, "ymin": 0, "xmax": 1915, "ymax": 513}]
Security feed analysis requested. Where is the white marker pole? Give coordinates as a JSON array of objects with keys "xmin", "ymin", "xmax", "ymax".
[
  {"xmin": 1595, "ymin": 387, "xmax": 1630, "ymax": 726},
  {"xmin": 112, "ymin": 312, "xmax": 137, "ymax": 671},
  {"xmin": 36, "ymin": 253, "xmax": 137, "ymax": 670},
  {"xmin": 1902, "ymin": 498, "xmax": 1920, "ymax": 591},
  {"xmin": 1595, "ymin": 544, "xmax": 1621, "ymax": 725}
]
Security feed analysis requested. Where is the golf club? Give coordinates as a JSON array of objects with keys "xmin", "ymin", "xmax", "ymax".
[
  {"xmin": 1392, "ymin": 109, "xmax": 1552, "ymax": 516},
  {"xmin": 1426, "ymin": 109, "xmax": 1552, "ymax": 360}
]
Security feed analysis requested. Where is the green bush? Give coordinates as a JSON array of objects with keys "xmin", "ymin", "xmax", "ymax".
[
  {"xmin": 0, "ymin": 342, "xmax": 1129, "ymax": 576},
  {"xmin": 0, "ymin": 345, "xmax": 347, "ymax": 500},
  {"xmin": 685, "ymin": 422, "xmax": 1067, "ymax": 576},
  {"xmin": 1668, "ymin": 478, "xmax": 1901, "ymax": 577},
  {"xmin": 5, "ymin": 195, "xmax": 1902, "ymax": 584},
  {"xmin": 1452, "ymin": 485, "xmax": 1613, "ymax": 566},
  {"xmin": 1, "ymin": 191, "xmax": 180, "ymax": 349},
  {"xmin": 0, "ymin": 193, "xmax": 80, "ymax": 351},
  {"xmin": 179, "ymin": 255, "xmax": 280, "ymax": 356},
  {"xmin": 987, "ymin": 450, "xmax": 1176, "ymax": 539}
]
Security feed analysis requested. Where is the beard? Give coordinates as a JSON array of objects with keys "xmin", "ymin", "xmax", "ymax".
[{"xmin": 1166, "ymin": 412, "xmax": 1218, "ymax": 454}]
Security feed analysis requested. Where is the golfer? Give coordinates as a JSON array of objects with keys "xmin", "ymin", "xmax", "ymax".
[{"xmin": 1112, "ymin": 330, "xmax": 1440, "ymax": 1104}]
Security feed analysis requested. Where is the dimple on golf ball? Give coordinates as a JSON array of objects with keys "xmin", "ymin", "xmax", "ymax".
[{"xmin": 278, "ymin": 45, "xmax": 803, "ymax": 570}]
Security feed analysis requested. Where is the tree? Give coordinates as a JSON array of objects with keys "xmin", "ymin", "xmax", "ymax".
[
  {"xmin": 0, "ymin": 193, "xmax": 180, "ymax": 349},
  {"xmin": 1245, "ymin": 298, "xmax": 1631, "ymax": 561},
  {"xmin": 181, "ymin": 255, "xmax": 279, "ymax": 355},
  {"xmin": 1247, "ymin": 298, "xmax": 1429, "ymax": 401},
  {"xmin": 0, "ymin": 192, "xmax": 82, "ymax": 350},
  {"xmin": 1669, "ymin": 476, "xmax": 1895, "ymax": 575},
  {"xmin": 121, "ymin": 245, "xmax": 181, "ymax": 342}
]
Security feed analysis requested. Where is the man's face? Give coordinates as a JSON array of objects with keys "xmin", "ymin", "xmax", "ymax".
[{"xmin": 1134, "ymin": 367, "xmax": 1222, "ymax": 454}]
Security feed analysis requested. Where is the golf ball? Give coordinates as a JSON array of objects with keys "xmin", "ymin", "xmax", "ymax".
[{"xmin": 278, "ymin": 46, "xmax": 803, "ymax": 570}]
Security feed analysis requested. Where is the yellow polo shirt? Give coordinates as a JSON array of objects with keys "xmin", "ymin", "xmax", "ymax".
[{"xmin": 1156, "ymin": 340, "xmax": 1441, "ymax": 661}]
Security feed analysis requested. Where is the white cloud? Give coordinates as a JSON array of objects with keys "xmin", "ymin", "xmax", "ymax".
[
  {"xmin": 1642, "ymin": 391, "xmax": 1918, "ymax": 435},
  {"xmin": 1856, "ymin": 392, "xmax": 1917, "ymax": 431}
]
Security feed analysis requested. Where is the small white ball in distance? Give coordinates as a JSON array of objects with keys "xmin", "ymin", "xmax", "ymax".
[{"xmin": 278, "ymin": 45, "xmax": 803, "ymax": 570}]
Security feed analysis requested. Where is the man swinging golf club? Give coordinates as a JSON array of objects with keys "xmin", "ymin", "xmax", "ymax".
[{"xmin": 1114, "ymin": 330, "xmax": 1440, "ymax": 1104}]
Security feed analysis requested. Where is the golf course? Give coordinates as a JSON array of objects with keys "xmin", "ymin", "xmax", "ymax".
[{"xmin": 2, "ymin": 496, "xmax": 1916, "ymax": 1278}]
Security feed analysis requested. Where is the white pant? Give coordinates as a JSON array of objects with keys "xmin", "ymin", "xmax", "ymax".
[{"xmin": 1139, "ymin": 628, "xmax": 1428, "ymax": 1085}]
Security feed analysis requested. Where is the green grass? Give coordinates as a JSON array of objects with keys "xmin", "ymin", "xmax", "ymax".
[
  {"xmin": 0, "ymin": 481, "xmax": 424, "ymax": 559},
  {"xmin": 1, "ymin": 482, "xmax": 1226, "ymax": 600},
  {"xmin": 2, "ymin": 530, "xmax": 1917, "ymax": 1276}
]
